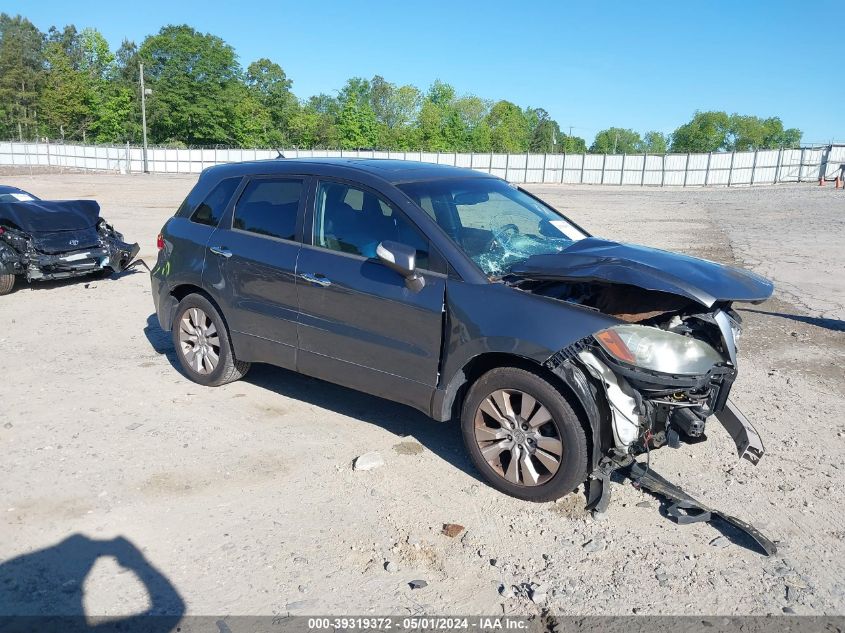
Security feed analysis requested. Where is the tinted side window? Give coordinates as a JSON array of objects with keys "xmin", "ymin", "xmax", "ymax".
[
  {"xmin": 233, "ymin": 179, "xmax": 303, "ymax": 240},
  {"xmin": 190, "ymin": 178, "xmax": 240, "ymax": 226},
  {"xmin": 315, "ymin": 181, "xmax": 430, "ymax": 269}
]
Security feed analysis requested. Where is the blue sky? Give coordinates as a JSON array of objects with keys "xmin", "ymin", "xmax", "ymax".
[{"xmin": 7, "ymin": 0, "xmax": 842, "ymax": 143}]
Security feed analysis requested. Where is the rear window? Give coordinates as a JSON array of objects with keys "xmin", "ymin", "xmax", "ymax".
[
  {"xmin": 190, "ymin": 178, "xmax": 241, "ymax": 227},
  {"xmin": 233, "ymin": 178, "xmax": 303, "ymax": 241}
]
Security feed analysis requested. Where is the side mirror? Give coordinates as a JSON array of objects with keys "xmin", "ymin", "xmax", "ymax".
[{"xmin": 376, "ymin": 240, "xmax": 425, "ymax": 292}]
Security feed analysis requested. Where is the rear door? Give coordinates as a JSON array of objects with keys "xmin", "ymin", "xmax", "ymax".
[
  {"xmin": 295, "ymin": 178, "xmax": 446, "ymax": 412},
  {"xmin": 159, "ymin": 176, "xmax": 243, "ymax": 293},
  {"xmin": 203, "ymin": 175, "xmax": 309, "ymax": 370}
]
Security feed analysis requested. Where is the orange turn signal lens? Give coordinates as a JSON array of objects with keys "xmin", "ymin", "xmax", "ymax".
[{"xmin": 595, "ymin": 329, "xmax": 637, "ymax": 364}]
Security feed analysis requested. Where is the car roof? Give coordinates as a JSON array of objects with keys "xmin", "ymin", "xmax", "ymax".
[
  {"xmin": 203, "ymin": 158, "xmax": 498, "ymax": 185},
  {"xmin": 0, "ymin": 185, "xmax": 27, "ymax": 194}
]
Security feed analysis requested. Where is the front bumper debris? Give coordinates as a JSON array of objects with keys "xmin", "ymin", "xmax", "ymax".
[
  {"xmin": 622, "ymin": 459, "xmax": 777, "ymax": 556},
  {"xmin": 715, "ymin": 400, "xmax": 765, "ymax": 465},
  {"xmin": 25, "ymin": 240, "xmax": 139, "ymax": 281}
]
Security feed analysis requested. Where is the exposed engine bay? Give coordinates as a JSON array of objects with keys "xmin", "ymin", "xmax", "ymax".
[
  {"xmin": 517, "ymin": 278, "xmax": 745, "ymax": 454},
  {"xmin": 502, "ymin": 236, "xmax": 773, "ymax": 474},
  {"xmin": 504, "ymin": 252, "xmax": 774, "ymax": 551}
]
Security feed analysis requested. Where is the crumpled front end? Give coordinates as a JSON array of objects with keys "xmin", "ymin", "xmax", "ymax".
[
  {"xmin": 546, "ymin": 304, "xmax": 763, "ymax": 467},
  {"xmin": 0, "ymin": 219, "xmax": 139, "ymax": 283}
]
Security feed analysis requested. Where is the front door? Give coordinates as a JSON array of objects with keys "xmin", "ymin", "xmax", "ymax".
[
  {"xmin": 296, "ymin": 179, "xmax": 446, "ymax": 412},
  {"xmin": 204, "ymin": 176, "xmax": 307, "ymax": 369}
]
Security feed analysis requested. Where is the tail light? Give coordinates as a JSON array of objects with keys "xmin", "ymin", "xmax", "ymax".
[{"xmin": 156, "ymin": 233, "xmax": 164, "ymax": 250}]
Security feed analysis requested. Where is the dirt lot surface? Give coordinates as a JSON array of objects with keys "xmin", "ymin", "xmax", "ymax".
[{"xmin": 1, "ymin": 170, "xmax": 843, "ymax": 618}]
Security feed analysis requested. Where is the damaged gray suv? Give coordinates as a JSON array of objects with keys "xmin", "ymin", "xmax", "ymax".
[{"xmin": 151, "ymin": 159, "xmax": 773, "ymax": 504}]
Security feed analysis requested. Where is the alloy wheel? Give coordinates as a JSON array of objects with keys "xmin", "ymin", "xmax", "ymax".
[
  {"xmin": 178, "ymin": 307, "xmax": 220, "ymax": 375},
  {"xmin": 473, "ymin": 388, "xmax": 564, "ymax": 486}
]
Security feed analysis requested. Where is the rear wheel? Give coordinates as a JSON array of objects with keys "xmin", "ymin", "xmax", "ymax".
[
  {"xmin": 461, "ymin": 367, "xmax": 588, "ymax": 502},
  {"xmin": 0, "ymin": 273, "xmax": 14, "ymax": 296},
  {"xmin": 172, "ymin": 293, "xmax": 250, "ymax": 386}
]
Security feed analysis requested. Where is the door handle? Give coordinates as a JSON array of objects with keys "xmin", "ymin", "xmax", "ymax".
[
  {"xmin": 299, "ymin": 272, "xmax": 332, "ymax": 287},
  {"xmin": 209, "ymin": 246, "xmax": 232, "ymax": 258}
]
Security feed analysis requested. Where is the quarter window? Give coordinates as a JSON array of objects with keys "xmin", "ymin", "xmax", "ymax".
[
  {"xmin": 314, "ymin": 181, "xmax": 430, "ymax": 269},
  {"xmin": 190, "ymin": 177, "xmax": 241, "ymax": 227},
  {"xmin": 233, "ymin": 178, "xmax": 303, "ymax": 240}
]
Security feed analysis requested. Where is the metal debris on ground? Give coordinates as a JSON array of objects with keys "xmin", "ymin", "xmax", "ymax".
[{"xmin": 621, "ymin": 459, "xmax": 777, "ymax": 556}]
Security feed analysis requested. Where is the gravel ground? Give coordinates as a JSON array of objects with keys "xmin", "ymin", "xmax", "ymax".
[{"xmin": 0, "ymin": 170, "xmax": 843, "ymax": 618}]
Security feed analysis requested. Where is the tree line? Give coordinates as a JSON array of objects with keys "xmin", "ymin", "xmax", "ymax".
[{"xmin": 0, "ymin": 14, "xmax": 803, "ymax": 153}]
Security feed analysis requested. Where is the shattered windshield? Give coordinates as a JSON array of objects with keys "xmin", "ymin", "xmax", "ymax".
[{"xmin": 397, "ymin": 178, "xmax": 586, "ymax": 276}]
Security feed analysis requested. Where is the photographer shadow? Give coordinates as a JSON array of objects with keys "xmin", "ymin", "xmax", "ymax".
[{"xmin": 0, "ymin": 534, "xmax": 184, "ymax": 632}]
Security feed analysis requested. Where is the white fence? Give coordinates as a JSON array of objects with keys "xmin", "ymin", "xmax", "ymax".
[{"xmin": 2, "ymin": 141, "xmax": 844, "ymax": 186}]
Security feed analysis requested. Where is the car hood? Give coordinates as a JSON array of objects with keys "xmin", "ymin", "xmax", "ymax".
[
  {"xmin": 0, "ymin": 199, "xmax": 101, "ymax": 233},
  {"xmin": 508, "ymin": 237, "xmax": 774, "ymax": 308}
]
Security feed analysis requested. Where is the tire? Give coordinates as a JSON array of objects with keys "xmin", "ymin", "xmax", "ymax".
[
  {"xmin": 172, "ymin": 293, "xmax": 250, "ymax": 387},
  {"xmin": 461, "ymin": 367, "xmax": 588, "ymax": 502},
  {"xmin": 0, "ymin": 273, "xmax": 14, "ymax": 296}
]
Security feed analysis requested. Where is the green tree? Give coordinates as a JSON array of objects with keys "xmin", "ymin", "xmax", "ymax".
[
  {"xmin": 79, "ymin": 27, "xmax": 114, "ymax": 78},
  {"xmin": 527, "ymin": 108, "xmax": 567, "ymax": 153},
  {"xmin": 338, "ymin": 77, "xmax": 371, "ymax": 108},
  {"xmin": 89, "ymin": 83, "xmax": 134, "ymax": 142},
  {"xmin": 590, "ymin": 127, "xmax": 642, "ymax": 154},
  {"xmin": 559, "ymin": 134, "xmax": 587, "ymax": 153},
  {"xmin": 40, "ymin": 37, "xmax": 93, "ymax": 140},
  {"xmin": 455, "ymin": 95, "xmax": 491, "ymax": 151},
  {"xmin": 138, "ymin": 25, "xmax": 242, "ymax": 145},
  {"xmin": 0, "ymin": 14, "xmax": 45, "ymax": 139},
  {"xmin": 414, "ymin": 81, "xmax": 466, "ymax": 151},
  {"xmin": 642, "ymin": 130, "xmax": 668, "ymax": 154},
  {"xmin": 671, "ymin": 111, "xmax": 801, "ymax": 152},
  {"xmin": 670, "ymin": 111, "xmax": 731, "ymax": 152},
  {"xmin": 230, "ymin": 88, "xmax": 273, "ymax": 147},
  {"xmin": 487, "ymin": 100, "xmax": 529, "ymax": 152},
  {"xmin": 246, "ymin": 58, "xmax": 295, "ymax": 143},
  {"xmin": 726, "ymin": 114, "xmax": 801, "ymax": 150},
  {"xmin": 336, "ymin": 96, "xmax": 377, "ymax": 149}
]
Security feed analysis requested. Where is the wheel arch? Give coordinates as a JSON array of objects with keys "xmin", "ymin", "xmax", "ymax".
[
  {"xmin": 434, "ymin": 351, "xmax": 609, "ymax": 471},
  {"xmin": 168, "ymin": 283, "xmax": 238, "ymax": 356}
]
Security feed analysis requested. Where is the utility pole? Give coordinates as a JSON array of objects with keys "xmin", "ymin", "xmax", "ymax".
[
  {"xmin": 613, "ymin": 131, "xmax": 619, "ymax": 154},
  {"xmin": 139, "ymin": 62, "xmax": 149, "ymax": 173}
]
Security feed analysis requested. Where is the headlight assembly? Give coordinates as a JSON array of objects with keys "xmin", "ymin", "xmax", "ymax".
[{"xmin": 595, "ymin": 324, "xmax": 725, "ymax": 375}]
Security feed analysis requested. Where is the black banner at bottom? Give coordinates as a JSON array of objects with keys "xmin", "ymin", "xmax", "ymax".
[{"xmin": 0, "ymin": 615, "xmax": 843, "ymax": 633}]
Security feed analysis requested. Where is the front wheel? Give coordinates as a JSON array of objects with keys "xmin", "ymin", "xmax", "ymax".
[
  {"xmin": 172, "ymin": 293, "xmax": 250, "ymax": 386},
  {"xmin": 461, "ymin": 367, "xmax": 588, "ymax": 502},
  {"xmin": 0, "ymin": 273, "xmax": 15, "ymax": 296}
]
